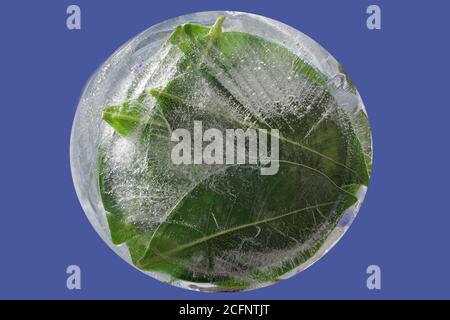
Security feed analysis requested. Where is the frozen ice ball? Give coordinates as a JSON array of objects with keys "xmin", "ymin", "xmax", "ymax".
[{"xmin": 70, "ymin": 11, "xmax": 372, "ymax": 292}]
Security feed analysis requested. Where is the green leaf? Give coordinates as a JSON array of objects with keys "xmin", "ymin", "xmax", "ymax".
[
  {"xmin": 99, "ymin": 16, "xmax": 371, "ymax": 289},
  {"xmin": 101, "ymin": 92, "xmax": 147, "ymax": 137}
]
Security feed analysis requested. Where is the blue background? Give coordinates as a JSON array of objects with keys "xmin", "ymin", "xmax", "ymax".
[{"xmin": 0, "ymin": 0, "xmax": 449, "ymax": 299}]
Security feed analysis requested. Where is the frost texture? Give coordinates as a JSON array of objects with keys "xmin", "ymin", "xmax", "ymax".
[{"xmin": 71, "ymin": 11, "xmax": 372, "ymax": 292}]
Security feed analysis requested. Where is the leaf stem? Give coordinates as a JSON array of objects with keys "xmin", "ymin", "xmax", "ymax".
[
  {"xmin": 101, "ymin": 111, "xmax": 140, "ymax": 123},
  {"xmin": 208, "ymin": 16, "xmax": 225, "ymax": 40}
]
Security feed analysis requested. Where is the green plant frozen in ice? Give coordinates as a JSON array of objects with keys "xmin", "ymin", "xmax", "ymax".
[{"xmin": 98, "ymin": 16, "xmax": 372, "ymax": 290}]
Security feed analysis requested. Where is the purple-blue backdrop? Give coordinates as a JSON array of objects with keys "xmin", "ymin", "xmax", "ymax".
[{"xmin": 0, "ymin": 0, "xmax": 448, "ymax": 299}]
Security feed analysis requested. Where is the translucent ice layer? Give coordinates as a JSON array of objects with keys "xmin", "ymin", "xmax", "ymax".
[{"xmin": 70, "ymin": 11, "xmax": 372, "ymax": 292}]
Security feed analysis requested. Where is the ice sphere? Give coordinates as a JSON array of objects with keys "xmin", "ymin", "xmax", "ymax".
[{"xmin": 70, "ymin": 11, "xmax": 372, "ymax": 292}]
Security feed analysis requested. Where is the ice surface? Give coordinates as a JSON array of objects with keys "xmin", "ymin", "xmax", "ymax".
[{"xmin": 70, "ymin": 11, "xmax": 372, "ymax": 292}]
